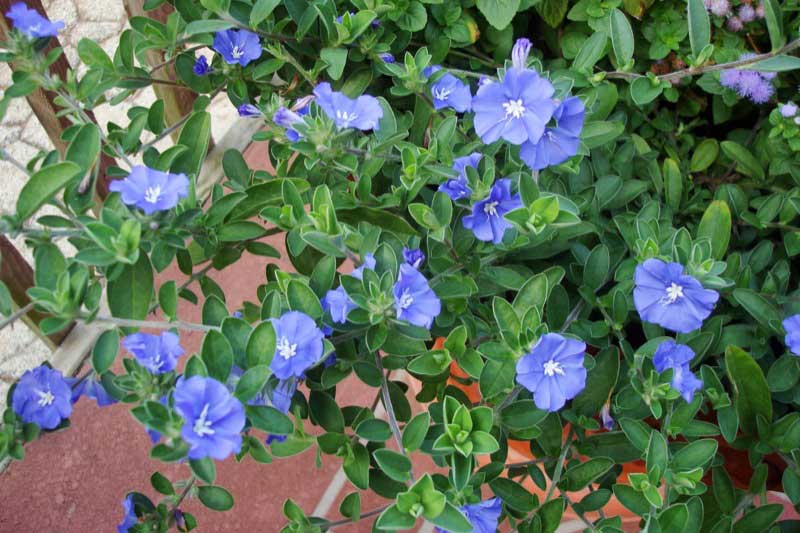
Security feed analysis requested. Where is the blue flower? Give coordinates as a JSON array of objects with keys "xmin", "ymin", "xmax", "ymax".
[
  {"xmin": 109, "ymin": 165, "xmax": 189, "ymax": 215},
  {"xmin": 462, "ymin": 178, "xmax": 522, "ymax": 244},
  {"xmin": 323, "ymin": 353, "xmax": 337, "ymax": 367},
  {"xmin": 12, "ymin": 366, "xmax": 72, "ymax": 429},
  {"xmin": 423, "ymin": 65, "xmax": 442, "ymax": 78},
  {"xmin": 270, "ymin": 311, "xmax": 325, "ymax": 379},
  {"xmin": 351, "ymin": 253, "xmax": 376, "ymax": 280},
  {"xmin": 212, "ymin": 29, "xmax": 261, "ymax": 66},
  {"xmin": 173, "ymin": 376, "xmax": 246, "ymax": 460},
  {"xmin": 238, "ymin": 103, "xmax": 262, "ymax": 117},
  {"xmin": 439, "ymin": 152, "xmax": 481, "ymax": 201},
  {"xmin": 600, "ymin": 403, "xmax": 614, "ymax": 430},
  {"xmin": 270, "ymin": 379, "xmax": 296, "ymax": 414},
  {"xmin": 520, "ymin": 96, "xmax": 585, "ymax": 171},
  {"xmin": 322, "ymin": 285, "xmax": 357, "ymax": 324},
  {"xmin": 379, "ymin": 52, "xmax": 395, "ymax": 64},
  {"xmin": 273, "ymin": 105, "xmax": 308, "ymax": 142},
  {"xmin": 431, "ymin": 73, "xmax": 472, "ymax": 113},
  {"xmin": 393, "ymin": 264, "xmax": 441, "ymax": 329},
  {"xmin": 117, "ymin": 495, "xmax": 138, "ymax": 533},
  {"xmin": 512, "ymin": 38, "xmax": 532, "ymax": 70},
  {"xmin": 516, "ymin": 333, "xmax": 587, "ymax": 412},
  {"xmin": 192, "ymin": 56, "xmax": 211, "ymax": 76},
  {"xmin": 313, "ymin": 82, "xmax": 383, "ymax": 131},
  {"xmin": 121, "ymin": 332, "xmax": 184, "ymax": 375},
  {"xmin": 633, "ymin": 258, "xmax": 719, "ymax": 333},
  {"xmin": 69, "ymin": 375, "xmax": 116, "ymax": 407},
  {"xmin": 436, "ymin": 497, "xmax": 503, "ymax": 533},
  {"xmin": 653, "ymin": 340, "xmax": 703, "ymax": 403},
  {"xmin": 472, "ymin": 67, "xmax": 557, "ymax": 145},
  {"xmin": 266, "ymin": 434, "xmax": 287, "ymax": 445},
  {"xmin": 402, "ymin": 247, "xmax": 425, "ymax": 269},
  {"xmin": 6, "ymin": 3, "xmax": 64, "ymax": 39},
  {"xmin": 784, "ymin": 315, "xmax": 800, "ymax": 355}
]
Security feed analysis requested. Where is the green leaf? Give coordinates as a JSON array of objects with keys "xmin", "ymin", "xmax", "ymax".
[
  {"xmin": 373, "ymin": 449, "xmax": 412, "ymax": 482},
  {"xmin": 697, "ymin": 200, "xmax": 731, "ymax": 260},
  {"xmin": 0, "ymin": 282, "xmax": 11, "ymax": 316},
  {"xmin": 197, "ymin": 486, "xmax": 233, "ymax": 511},
  {"xmin": 158, "ymin": 281, "xmax": 177, "ymax": 322},
  {"xmin": 287, "ymin": 280, "xmax": 323, "ymax": 319},
  {"xmin": 65, "ymin": 124, "xmax": 101, "ymax": 178},
  {"xmin": 427, "ymin": 502, "xmax": 472, "ymax": 533},
  {"xmin": 583, "ymin": 244, "xmax": 610, "ymax": 290},
  {"xmin": 725, "ymin": 345, "xmax": 772, "ymax": 435},
  {"xmin": 218, "ymin": 221, "xmax": 267, "ymax": 242},
  {"xmin": 189, "ymin": 457, "xmax": 216, "ymax": 484},
  {"xmin": 747, "ymin": 55, "xmax": 800, "ymax": 72},
  {"xmin": 761, "ymin": 0, "xmax": 784, "ymax": 51},
  {"xmin": 402, "ymin": 412, "xmax": 430, "ymax": 452},
  {"xmin": 731, "ymin": 289, "xmax": 783, "ymax": 335},
  {"xmin": 573, "ymin": 347, "xmax": 619, "ymax": 417},
  {"xmin": 560, "ymin": 457, "xmax": 614, "ymax": 491},
  {"xmin": 630, "ymin": 77, "xmax": 663, "ymax": 106},
  {"xmin": 582, "ymin": 121, "xmax": 624, "ymax": 149},
  {"xmin": 246, "ymin": 321, "xmax": 276, "ymax": 368},
  {"xmin": 246, "ymin": 405, "xmax": 293, "ymax": 434},
  {"xmin": 92, "ymin": 329, "xmax": 119, "ymax": 374},
  {"xmin": 393, "ymin": 1, "xmax": 427, "ymax": 32},
  {"xmin": 609, "ymin": 9, "xmax": 634, "ymax": 65},
  {"xmin": 732, "ymin": 504, "xmax": 783, "ymax": 532},
  {"xmin": 339, "ymin": 492, "xmax": 361, "ymax": 521},
  {"xmin": 202, "ymin": 331, "xmax": 234, "ymax": 383},
  {"xmin": 539, "ymin": 498, "xmax": 565, "ymax": 533},
  {"xmin": 490, "ymin": 478, "xmax": 536, "ymax": 511},
  {"xmin": 337, "ymin": 207, "xmax": 417, "ymax": 235},
  {"xmin": 108, "ymin": 253, "xmax": 153, "ymax": 320},
  {"xmin": 343, "ymin": 443, "xmax": 370, "ymax": 489},
  {"xmin": 184, "ymin": 20, "xmax": 234, "ymax": 36},
  {"xmin": 171, "ymin": 112, "xmax": 211, "ymax": 178},
  {"xmin": 321, "ymin": 47, "xmax": 348, "ymax": 80},
  {"xmin": 234, "ymin": 365, "xmax": 270, "ymax": 403},
  {"xmin": 687, "ymin": 0, "xmax": 710, "ymax": 58},
  {"xmin": 573, "ymin": 32, "xmax": 608, "ymax": 72},
  {"xmin": 376, "ymin": 504, "xmax": 416, "ymax": 530},
  {"xmin": 150, "ymin": 472, "xmax": 174, "ymax": 495},
  {"xmin": 663, "ymin": 158, "xmax": 683, "ymax": 210},
  {"xmin": 720, "ymin": 141, "xmax": 764, "ymax": 180},
  {"xmin": 690, "ymin": 138, "xmax": 719, "ymax": 172},
  {"xmin": 355, "ymin": 419, "xmax": 392, "ymax": 442},
  {"xmin": 309, "ymin": 391, "xmax": 345, "ymax": 433},
  {"xmin": 77, "ymin": 38, "xmax": 114, "ymax": 71},
  {"xmin": 476, "ymin": 0, "xmax": 520, "ymax": 30},
  {"xmin": 250, "ymin": 0, "xmax": 280, "ymax": 26},
  {"xmin": 670, "ymin": 439, "xmax": 718, "ymax": 470},
  {"xmin": 646, "ymin": 431, "xmax": 668, "ymax": 480},
  {"xmin": 659, "ymin": 503, "xmax": 689, "ymax": 533},
  {"xmin": 536, "ymin": 0, "xmax": 568, "ymax": 28},
  {"xmin": 16, "ymin": 162, "xmax": 80, "ymax": 221}
]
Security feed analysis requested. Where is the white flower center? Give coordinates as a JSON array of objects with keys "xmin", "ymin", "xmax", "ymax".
[
  {"xmin": 144, "ymin": 185, "xmax": 162, "ymax": 204},
  {"xmin": 433, "ymin": 87, "xmax": 452, "ymax": 101},
  {"xmin": 36, "ymin": 389, "xmax": 54, "ymax": 407},
  {"xmin": 662, "ymin": 282, "xmax": 685, "ymax": 305},
  {"xmin": 398, "ymin": 289, "xmax": 414, "ymax": 311},
  {"xmin": 193, "ymin": 403, "xmax": 215, "ymax": 437},
  {"xmin": 231, "ymin": 46, "xmax": 245, "ymax": 59},
  {"xmin": 336, "ymin": 110, "xmax": 358, "ymax": 126},
  {"xmin": 484, "ymin": 201, "xmax": 499, "ymax": 216},
  {"xmin": 277, "ymin": 336, "xmax": 298, "ymax": 360},
  {"xmin": 503, "ymin": 99, "xmax": 526, "ymax": 119},
  {"xmin": 542, "ymin": 359, "xmax": 565, "ymax": 377},
  {"xmin": 28, "ymin": 24, "xmax": 42, "ymax": 34}
]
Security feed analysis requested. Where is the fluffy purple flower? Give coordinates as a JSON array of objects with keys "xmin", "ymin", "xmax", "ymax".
[
  {"xmin": 472, "ymin": 67, "xmax": 557, "ymax": 145},
  {"xmin": 6, "ymin": 2, "xmax": 64, "ymax": 39},
  {"xmin": 780, "ymin": 103, "xmax": 798, "ymax": 118},
  {"xmin": 313, "ymin": 82, "xmax": 383, "ymax": 131},
  {"xmin": 437, "ymin": 497, "xmax": 503, "ymax": 533},
  {"xmin": 462, "ymin": 178, "xmax": 522, "ymax": 244},
  {"xmin": 708, "ymin": 0, "xmax": 730, "ymax": 16},
  {"xmin": 393, "ymin": 264, "xmax": 441, "ymax": 329},
  {"xmin": 512, "ymin": 38, "xmax": 533, "ymax": 70},
  {"xmin": 322, "ymin": 285, "xmax": 357, "ymax": 324},
  {"xmin": 269, "ymin": 311, "xmax": 325, "ymax": 379},
  {"xmin": 633, "ymin": 259, "xmax": 719, "ymax": 333},
  {"xmin": 719, "ymin": 69, "xmax": 742, "ymax": 89},
  {"xmin": 270, "ymin": 379, "xmax": 296, "ymax": 414},
  {"xmin": 238, "ymin": 103, "xmax": 262, "ymax": 117},
  {"xmin": 520, "ymin": 96, "xmax": 585, "ymax": 170},
  {"xmin": 402, "ymin": 247, "xmax": 425, "ymax": 268},
  {"xmin": 192, "ymin": 56, "xmax": 211, "ymax": 76},
  {"xmin": 738, "ymin": 4, "xmax": 756, "ymax": 22},
  {"xmin": 749, "ymin": 81, "xmax": 774, "ymax": 104},
  {"xmin": 174, "ymin": 376, "xmax": 245, "ymax": 460},
  {"xmin": 117, "ymin": 495, "xmax": 137, "ymax": 533},
  {"xmin": 109, "ymin": 166, "xmax": 189, "ymax": 215},
  {"xmin": 121, "ymin": 332, "xmax": 184, "ymax": 375},
  {"xmin": 12, "ymin": 366, "xmax": 72, "ymax": 429},
  {"xmin": 516, "ymin": 333, "xmax": 587, "ymax": 412},
  {"xmin": 439, "ymin": 152, "xmax": 481, "ymax": 200},
  {"xmin": 653, "ymin": 340, "xmax": 703, "ymax": 402},
  {"xmin": 755, "ymin": 3, "xmax": 765, "ymax": 18},
  {"xmin": 379, "ymin": 53, "xmax": 395, "ymax": 64},
  {"xmin": 431, "ymin": 73, "xmax": 472, "ymax": 113},
  {"xmin": 273, "ymin": 105, "xmax": 308, "ymax": 141},
  {"xmin": 351, "ymin": 253, "xmax": 376, "ymax": 280},
  {"xmin": 726, "ymin": 16, "xmax": 743, "ymax": 31},
  {"xmin": 213, "ymin": 29, "xmax": 261, "ymax": 66},
  {"xmin": 70, "ymin": 375, "xmax": 116, "ymax": 407},
  {"xmin": 783, "ymin": 315, "xmax": 800, "ymax": 355}
]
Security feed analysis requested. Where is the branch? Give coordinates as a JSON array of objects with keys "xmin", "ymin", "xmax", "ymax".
[
  {"xmin": 82, "ymin": 314, "xmax": 217, "ymax": 333},
  {"xmin": 374, "ymin": 350, "xmax": 415, "ymax": 484},
  {"xmin": 320, "ymin": 503, "xmax": 390, "ymax": 530},
  {"xmin": 0, "ymin": 302, "xmax": 35, "ymax": 333}
]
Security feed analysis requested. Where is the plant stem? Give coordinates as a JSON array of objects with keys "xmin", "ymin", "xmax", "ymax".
[
  {"xmin": 559, "ymin": 488, "xmax": 596, "ymax": 530},
  {"xmin": 320, "ymin": 503, "xmax": 390, "ymax": 530},
  {"xmin": 167, "ymin": 476, "xmax": 197, "ymax": 527},
  {"xmin": 0, "ymin": 302, "xmax": 35, "ymax": 333},
  {"xmin": 374, "ymin": 350, "xmax": 415, "ymax": 484},
  {"xmin": 544, "ymin": 428, "xmax": 575, "ymax": 502},
  {"xmin": 82, "ymin": 314, "xmax": 217, "ymax": 332},
  {"xmin": 0, "ymin": 147, "xmax": 30, "ymax": 174}
]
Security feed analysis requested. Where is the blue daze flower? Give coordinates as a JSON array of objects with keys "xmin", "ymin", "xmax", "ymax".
[
  {"xmin": 238, "ymin": 103, "xmax": 262, "ymax": 117},
  {"xmin": 213, "ymin": 29, "xmax": 262, "ymax": 66},
  {"xmin": 393, "ymin": 264, "xmax": 441, "ymax": 329},
  {"xmin": 431, "ymin": 73, "xmax": 472, "ymax": 113},
  {"xmin": 173, "ymin": 376, "xmax": 246, "ymax": 460},
  {"xmin": 121, "ymin": 332, "xmax": 184, "ymax": 375},
  {"xmin": 512, "ymin": 38, "xmax": 532, "ymax": 70},
  {"xmin": 6, "ymin": 3, "xmax": 64, "ymax": 38},
  {"xmin": 472, "ymin": 67, "xmax": 557, "ymax": 145},
  {"xmin": 12, "ymin": 366, "xmax": 72, "ymax": 429},
  {"xmin": 270, "ymin": 379, "xmax": 296, "ymax": 414},
  {"xmin": 600, "ymin": 403, "xmax": 614, "ymax": 430},
  {"xmin": 437, "ymin": 497, "xmax": 503, "ymax": 533},
  {"xmin": 192, "ymin": 56, "xmax": 211, "ymax": 76},
  {"xmin": 439, "ymin": 152, "xmax": 481, "ymax": 201},
  {"xmin": 720, "ymin": 54, "xmax": 775, "ymax": 104},
  {"xmin": 351, "ymin": 253, "xmax": 376, "ymax": 280},
  {"xmin": 633, "ymin": 258, "xmax": 719, "ymax": 333},
  {"xmin": 117, "ymin": 495, "xmax": 137, "ymax": 533},
  {"xmin": 322, "ymin": 285, "xmax": 357, "ymax": 324},
  {"xmin": 313, "ymin": 82, "xmax": 383, "ymax": 131},
  {"xmin": 270, "ymin": 311, "xmax": 325, "ymax": 379},
  {"xmin": 109, "ymin": 165, "xmax": 189, "ymax": 215},
  {"xmin": 379, "ymin": 52, "xmax": 395, "ymax": 64},
  {"xmin": 70, "ymin": 375, "xmax": 116, "ymax": 407},
  {"xmin": 520, "ymin": 96, "xmax": 585, "ymax": 171},
  {"xmin": 783, "ymin": 315, "xmax": 800, "ymax": 356},
  {"xmin": 462, "ymin": 178, "xmax": 522, "ymax": 244},
  {"xmin": 273, "ymin": 105, "xmax": 308, "ymax": 142},
  {"xmin": 402, "ymin": 247, "xmax": 425, "ymax": 268},
  {"xmin": 653, "ymin": 340, "xmax": 702, "ymax": 403},
  {"xmin": 516, "ymin": 333, "xmax": 587, "ymax": 412}
]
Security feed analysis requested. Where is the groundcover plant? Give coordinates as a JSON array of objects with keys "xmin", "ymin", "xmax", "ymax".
[{"xmin": 2, "ymin": 0, "xmax": 800, "ymax": 531}]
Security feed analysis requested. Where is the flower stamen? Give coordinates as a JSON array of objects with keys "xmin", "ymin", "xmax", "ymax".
[
  {"xmin": 502, "ymin": 99, "xmax": 526, "ymax": 119},
  {"xmin": 277, "ymin": 336, "xmax": 298, "ymax": 360},
  {"xmin": 661, "ymin": 282, "xmax": 685, "ymax": 305},
  {"xmin": 193, "ymin": 403, "xmax": 215, "ymax": 437},
  {"xmin": 144, "ymin": 186, "xmax": 162, "ymax": 204},
  {"xmin": 542, "ymin": 359, "xmax": 565, "ymax": 377},
  {"xmin": 36, "ymin": 389, "xmax": 54, "ymax": 407}
]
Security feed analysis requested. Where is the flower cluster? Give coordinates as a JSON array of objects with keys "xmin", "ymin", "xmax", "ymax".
[
  {"xmin": 720, "ymin": 54, "xmax": 776, "ymax": 104},
  {"xmin": 653, "ymin": 340, "xmax": 703, "ymax": 402},
  {"xmin": 121, "ymin": 331, "xmax": 185, "ymax": 374},
  {"xmin": 704, "ymin": 0, "xmax": 766, "ymax": 31}
]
